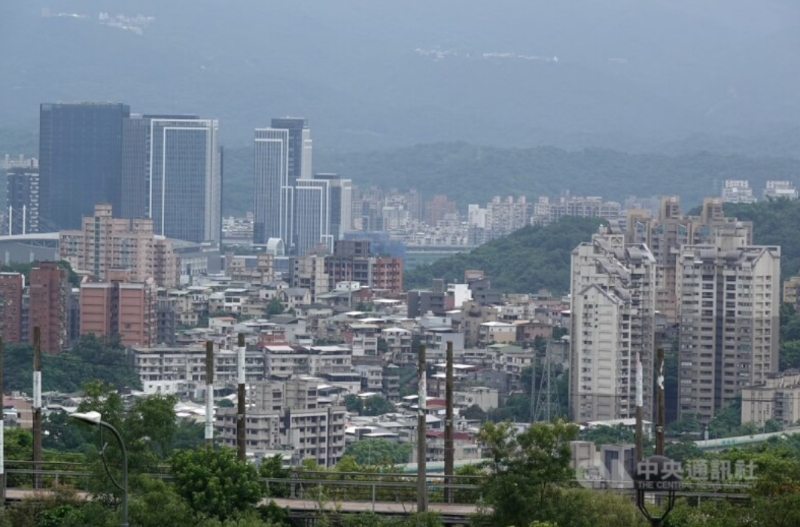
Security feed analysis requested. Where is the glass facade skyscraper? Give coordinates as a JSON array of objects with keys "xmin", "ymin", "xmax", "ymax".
[
  {"xmin": 147, "ymin": 117, "xmax": 221, "ymax": 243},
  {"xmin": 294, "ymin": 178, "xmax": 331, "ymax": 255},
  {"xmin": 39, "ymin": 102, "xmax": 130, "ymax": 230},
  {"xmin": 253, "ymin": 118, "xmax": 312, "ymax": 251}
]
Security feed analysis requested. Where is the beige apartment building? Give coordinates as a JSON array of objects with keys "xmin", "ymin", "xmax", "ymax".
[
  {"xmin": 60, "ymin": 204, "xmax": 179, "ymax": 287},
  {"xmin": 215, "ymin": 378, "xmax": 346, "ymax": 467},
  {"xmin": 676, "ymin": 226, "xmax": 780, "ymax": 422},
  {"xmin": 570, "ymin": 224, "xmax": 657, "ymax": 423},
  {"xmin": 626, "ymin": 197, "xmax": 752, "ymax": 323},
  {"xmin": 741, "ymin": 370, "xmax": 800, "ymax": 427}
]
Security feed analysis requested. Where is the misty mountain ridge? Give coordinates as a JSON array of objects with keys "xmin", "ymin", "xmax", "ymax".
[{"xmin": 0, "ymin": 0, "xmax": 797, "ymax": 151}]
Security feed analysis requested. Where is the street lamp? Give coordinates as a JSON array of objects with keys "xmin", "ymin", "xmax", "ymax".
[{"xmin": 70, "ymin": 411, "xmax": 128, "ymax": 527}]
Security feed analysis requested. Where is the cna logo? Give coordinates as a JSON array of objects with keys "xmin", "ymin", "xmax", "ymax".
[{"xmin": 573, "ymin": 453, "xmax": 635, "ymax": 489}]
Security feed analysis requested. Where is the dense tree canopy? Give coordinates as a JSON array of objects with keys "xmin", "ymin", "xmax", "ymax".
[
  {"xmin": 405, "ymin": 216, "xmax": 602, "ymax": 294},
  {"xmin": 344, "ymin": 394, "xmax": 395, "ymax": 416},
  {"xmin": 2, "ymin": 334, "xmax": 140, "ymax": 393},
  {"xmin": 169, "ymin": 447, "xmax": 264, "ymax": 521},
  {"xmin": 344, "ymin": 439, "xmax": 412, "ymax": 466}
]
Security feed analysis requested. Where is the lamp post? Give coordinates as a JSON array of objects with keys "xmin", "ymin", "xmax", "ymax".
[{"xmin": 70, "ymin": 411, "xmax": 128, "ymax": 527}]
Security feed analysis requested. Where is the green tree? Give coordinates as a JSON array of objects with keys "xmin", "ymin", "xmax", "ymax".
[
  {"xmin": 344, "ymin": 394, "xmax": 363, "ymax": 413},
  {"xmin": 169, "ymin": 447, "xmax": 263, "ymax": 521},
  {"xmin": 127, "ymin": 477, "xmax": 196, "ymax": 527},
  {"xmin": 260, "ymin": 454, "xmax": 291, "ymax": 498},
  {"xmin": 578, "ymin": 424, "xmax": 635, "ymax": 445},
  {"xmin": 125, "ymin": 394, "xmax": 178, "ymax": 458},
  {"xmin": 363, "ymin": 395, "xmax": 394, "ymax": 416},
  {"xmin": 266, "ymin": 297, "xmax": 284, "ymax": 318},
  {"xmin": 476, "ymin": 419, "xmax": 579, "ymax": 527},
  {"xmin": 462, "ymin": 404, "xmax": 486, "ymax": 421},
  {"xmin": 344, "ymin": 439, "xmax": 412, "ymax": 465},
  {"xmin": 780, "ymin": 340, "xmax": 800, "ymax": 371}
]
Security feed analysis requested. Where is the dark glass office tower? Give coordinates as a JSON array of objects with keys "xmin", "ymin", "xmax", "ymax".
[
  {"xmin": 39, "ymin": 102, "xmax": 130, "ymax": 230},
  {"xmin": 120, "ymin": 115, "xmax": 150, "ymax": 219}
]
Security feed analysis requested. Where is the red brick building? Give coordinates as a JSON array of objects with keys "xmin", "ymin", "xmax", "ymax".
[
  {"xmin": 29, "ymin": 262, "xmax": 69, "ymax": 353},
  {"xmin": 0, "ymin": 272, "xmax": 24, "ymax": 343}
]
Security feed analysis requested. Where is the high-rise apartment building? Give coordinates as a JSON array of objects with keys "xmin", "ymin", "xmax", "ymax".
[
  {"xmin": 59, "ymin": 204, "xmax": 179, "ymax": 287},
  {"xmin": 39, "ymin": 102, "xmax": 130, "ymax": 230},
  {"xmin": 6, "ymin": 167, "xmax": 40, "ymax": 235},
  {"xmin": 626, "ymin": 197, "xmax": 753, "ymax": 323},
  {"xmin": 79, "ymin": 271, "xmax": 157, "ymax": 348},
  {"xmin": 314, "ymin": 173, "xmax": 353, "ymax": 241},
  {"xmin": 28, "ymin": 261, "xmax": 69, "ymax": 353},
  {"xmin": 570, "ymin": 224, "xmax": 656, "ymax": 422},
  {"xmin": 676, "ymin": 226, "xmax": 780, "ymax": 422},
  {"xmin": 0, "ymin": 272, "xmax": 24, "ymax": 343},
  {"xmin": 532, "ymin": 193, "xmax": 622, "ymax": 226},
  {"xmin": 253, "ymin": 118, "xmax": 312, "ymax": 249}
]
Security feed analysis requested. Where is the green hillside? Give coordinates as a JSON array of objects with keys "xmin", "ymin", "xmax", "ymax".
[
  {"xmin": 403, "ymin": 216, "xmax": 602, "ymax": 294},
  {"xmin": 724, "ymin": 199, "xmax": 800, "ymax": 279},
  {"xmin": 221, "ymin": 143, "xmax": 800, "ymax": 215}
]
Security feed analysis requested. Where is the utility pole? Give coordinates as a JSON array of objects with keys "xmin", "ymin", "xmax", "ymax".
[
  {"xmin": 236, "ymin": 333, "xmax": 247, "ymax": 462},
  {"xmin": 1, "ymin": 337, "xmax": 5, "ymax": 509},
  {"xmin": 32, "ymin": 327, "xmax": 42, "ymax": 489},
  {"xmin": 416, "ymin": 344, "xmax": 428, "ymax": 513},
  {"xmin": 635, "ymin": 352, "xmax": 644, "ymax": 462},
  {"xmin": 205, "ymin": 341, "xmax": 215, "ymax": 449},
  {"xmin": 655, "ymin": 348, "xmax": 665, "ymax": 456},
  {"xmin": 444, "ymin": 341, "xmax": 454, "ymax": 504}
]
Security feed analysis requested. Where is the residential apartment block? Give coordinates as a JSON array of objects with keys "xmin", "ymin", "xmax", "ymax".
[
  {"xmin": 741, "ymin": 370, "xmax": 800, "ymax": 427},
  {"xmin": 29, "ymin": 262, "xmax": 69, "ymax": 353},
  {"xmin": 79, "ymin": 271, "xmax": 158, "ymax": 348},
  {"xmin": 626, "ymin": 197, "xmax": 752, "ymax": 323},
  {"xmin": 676, "ymin": 226, "xmax": 780, "ymax": 421},
  {"xmin": 570, "ymin": 224, "xmax": 656, "ymax": 422},
  {"xmin": 0, "ymin": 272, "xmax": 24, "ymax": 343},
  {"xmin": 59, "ymin": 204, "xmax": 179, "ymax": 287},
  {"xmin": 216, "ymin": 378, "xmax": 346, "ymax": 467}
]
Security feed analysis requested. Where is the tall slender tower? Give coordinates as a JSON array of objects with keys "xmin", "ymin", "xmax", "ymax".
[
  {"xmin": 147, "ymin": 117, "xmax": 221, "ymax": 243},
  {"xmin": 314, "ymin": 173, "xmax": 353, "ymax": 241},
  {"xmin": 252, "ymin": 118, "xmax": 312, "ymax": 251},
  {"xmin": 570, "ymin": 223, "xmax": 657, "ymax": 422},
  {"xmin": 294, "ymin": 178, "xmax": 332, "ymax": 255}
]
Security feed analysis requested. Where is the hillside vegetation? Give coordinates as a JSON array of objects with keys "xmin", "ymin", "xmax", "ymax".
[
  {"xmin": 403, "ymin": 216, "xmax": 602, "ymax": 294},
  {"xmin": 404, "ymin": 200, "xmax": 800, "ymax": 296},
  {"xmin": 725, "ymin": 199, "xmax": 800, "ymax": 279},
  {"xmin": 221, "ymin": 143, "xmax": 800, "ymax": 215}
]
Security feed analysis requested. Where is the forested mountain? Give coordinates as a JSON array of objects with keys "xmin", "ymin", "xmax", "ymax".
[
  {"xmin": 404, "ymin": 200, "xmax": 800, "ymax": 296},
  {"xmin": 725, "ymin": 199, "xmax": 800, "ymax": 279},
  {"xmin": 403, "ymin": 217, "xmax": 602, "ymax": 294},
  {"xmin": 221, "ymin": 143, "xmax": 800, "ymax": 215}
]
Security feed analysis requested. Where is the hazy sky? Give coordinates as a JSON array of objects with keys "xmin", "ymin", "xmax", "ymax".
[{"xmin": 0, "ymin": 0, "xmax": 797, "ymax": 150}]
